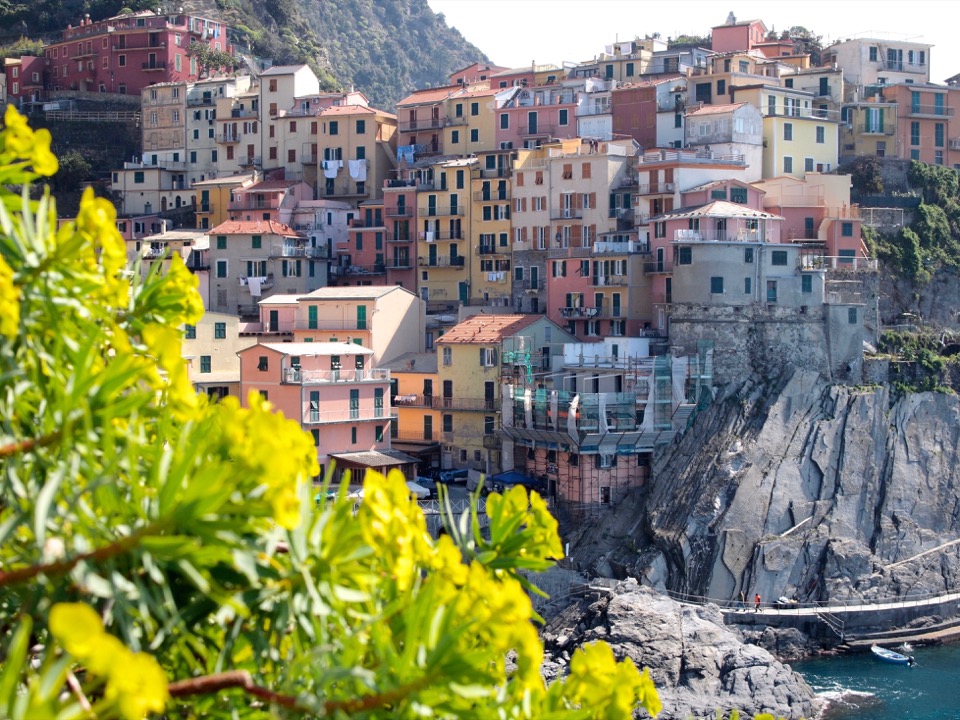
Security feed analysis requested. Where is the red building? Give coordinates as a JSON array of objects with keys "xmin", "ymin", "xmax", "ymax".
[
  {"xmin": 4, "ymin": 56, "xmax": 47, "ymax": 105},
  {"xmin": 42, "ymin": 10, "xmax": 230, "ymax": 96}
]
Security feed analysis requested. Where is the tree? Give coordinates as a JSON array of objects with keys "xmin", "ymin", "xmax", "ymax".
[
  {"xmin": 0, "ymin": 109, "xmax": 661, "ymax": 718},
  {"xmin": 186, "ymin": 40, "xmax": 241, "ymax": 78},
  {"xmin": 786, "ymin": 26, "xmax": 823, "ymax": 65},
  {"xmin": 840, "ymin": 155, "xmax": 884, "ymax": 196},
  {"xmin": 50, "ymin": 148, "xmax": 92, "ymax": 193}
]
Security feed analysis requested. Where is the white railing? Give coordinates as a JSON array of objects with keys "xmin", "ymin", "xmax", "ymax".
[{"xmin": 283, "ymin": 368, "xmax": 390, "ymax": 384}]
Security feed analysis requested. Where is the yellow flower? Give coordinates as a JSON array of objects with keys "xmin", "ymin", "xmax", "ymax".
[
  {"xmin": 48, "ymin": 602, "xmax": 105, "ymax": 660},
  {"xmin": 0, "ymin": 106, "xmax": 58, "ymax": 176},
  {"xmin": 75, "ymin": 187, "xmax": 128, "ymax": 306},
  {"xmin": 0, "ymin": 255, "xmax": 19, "ymax": 339},
  {"xmin": 565, "ymin": 642, "xmax": 661, "ymax": 717},
  {"xmin": 85, "ymin": 633, "xmax": 127, "ymax": 677},
  {"xmin": 105, "ymin": 651, "xmax": 169, "ymax": 720},
  {"xmin": 30, "ymin": 128, "xmax": 58, "ymax": 176},
  {"xmin": 164, "ymin": 254, "xmax": 204, "ymax": 325}
]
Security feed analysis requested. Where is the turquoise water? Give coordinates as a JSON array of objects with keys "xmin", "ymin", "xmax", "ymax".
[{"xmin": 793, "ymin": 645, "xmax": 960, "ymax": 719}]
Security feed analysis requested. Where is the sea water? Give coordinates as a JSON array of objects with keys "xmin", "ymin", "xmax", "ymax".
[{"xmin": 793, "ymin": 645, "xmax": 960, "ymax": 719}]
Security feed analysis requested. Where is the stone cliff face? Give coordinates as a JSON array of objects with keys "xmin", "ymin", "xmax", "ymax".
[
  {"xmin": 631, "ymin": 369, "xmax": 960, "ymax": 607},
  {"xmin": 541, "ymin": 581, "xmax": 822, "ymax": 719}
]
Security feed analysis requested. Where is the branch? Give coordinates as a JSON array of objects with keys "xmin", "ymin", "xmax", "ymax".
[
  {"xmin": 0, "ymin": 430, "xmax": 62, "ymax": 459},
  {"xmin": 167, "ymin": 670, "xmax": 431, "ymax": 715},
  {"xmin": 0, "ymin": 521, "xmax": 166, "ymax": 588}
]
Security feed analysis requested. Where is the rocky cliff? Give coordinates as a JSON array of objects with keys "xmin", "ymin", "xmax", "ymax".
[
  {"xmin": 541, "ymin": 581, "xmax": 822, "ymax": 719},
  {"xmin": 568, "ymin": 368, "xmax": 960, "ymax": 613}
]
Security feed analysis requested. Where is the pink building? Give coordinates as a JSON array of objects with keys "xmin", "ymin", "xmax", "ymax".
[
  {"xmin": 495, "ymin": 82, "xmax": 579, "ymax": 149},
  {"xmin": 238, "ymin": 341, "xmax": 410, "ymax": 479},
  {"xmin": 42, "ymin": 10, "xmax": 229, "ymax": 96},
  {"xmin": 330, "ymin": 200, "xmax": 387, "ymax": 285},
  {"xmin": 227, "ymin": 177, "xmax": 312, "ymax": 223},
  {"xmin": 4, "ymin": 56, "xmax": 46, "ymax": 105},
  {"xmin": 545, "ymin": 255, "xmax": 597, "ymax": 341},
  {"xmin": 710, "ymin": 16, "xmax": 768, "ymax": 55}
]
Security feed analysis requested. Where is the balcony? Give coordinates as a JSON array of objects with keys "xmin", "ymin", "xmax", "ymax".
[
  {"xmin": 282, "ymin": 367, "xmax": 390, "ymax": 384},
  {"xmin": 950, "ymin": 138, "xmax": 960, "ymax": 151},
  {"xmin": 880, "ymin": 60, "xmax": 927, "ymax": 73},
  {"xmin": 197, "ymin": 203, "xmax": 215, "ymax": 214},
  {"xmin": 229, "ymin": 108, "xmax": 258, "ymax": 119},
  {"xmin": 672, "ymin": 229, "xmax": 763, "ymax": 243},
  {"xmin": 907, "ymin": 104, "xmax": 953, "ymax": 118},
  {"xmin": 301, "ymin": 154, "xmax": 319, "ymax": 164},
  {"xmin": 329, "ymin": 264, "xmax": 386, "ymax": 277},
  {"xmin": 417, "ymin": 255, "xmax": 465, "ymax": 268},
  {"xmin": 857, "ymin": 123, "xmax": 896, "ymax": 136},
  {"xmin": 559, "ymin": 307, "xmax": 599, "ymax": 319},
  {"xmin": 519, "ymin": 123, "xmax": 556, "ymax": 137},
  {"xmin": 636, "ymin": 182, "xmax": 675, "ymax": 195},
  {"xmin": 141, "ymin": 61, "xmax": 167, "ymax": 71},
  {"xmin": 228, "ymin": 199, "xmax": 276, "ymax": 211},
  {"xmin": 392, "ymin": 394, "xmax": 435, "ymax": 408},
  {"xmin": 593, "ymin": 239, "xmax": 647, "ymax": 254},
  {"xmin": 270, "ymin": 244, "xmax": 327, "ymax": 258},
  {"xmin": 656, "ymin": 96, "xmax": 685, "ymax": 112},
  {"xmin": 386, "ymin": 259, "xmax": 414, "ymax": 269},
  {"xmin": 643, "ymin": 261, "xmax": 674, "ymax": 274},
  {"xmin": 473, "ymin": 190, "xmax": 511, "ymax": 202},
  {"xmin": 239, "ymin": 274, "xmax": 274, "ymax": 291},
  {"xmin": 217, "ymin": 133, "xmax": 240, "ymax": 143},
  {"xmin": 550, "ymin": 208, "xmax": 583, "ymax": 221},
  {"xmin": 386, "ymin": 233, "xmax": 413, "ymax": 243},
  {"xmin": 420, "ymin": 230, "xmax": 464, "ymax": 241},
  {"xmin": 522, "ymin": 278, "xmax": 545, "ymax": 292},
  {"xmin": 239, "ymin": 156, "xmax": 261, "ymax": 167},
  {"xmin": 418, "ymin": 205, "xmax": 464, "ymax": 217},
  {"xmin": 432, "ymin": 396, "xmax": 498, "ymax": 412},
  {"xmin": 638, "ymin": 149, "xmax": 745, "ymax": 166},
  {"xmin": 590, "ymin": 275, "xmax": 628, "ymax": 287},
  {"xmin": 482, "ymin": 434, "xmax": 502, "ymax": 450},
  {"xmin": 477, "ymin": 244, "xmax": 507, "ymax": 255},
  {"xmin": 398, "ymin": 118, "xmax": 443, "ymax": 132},
  {"xmin": 480, "ymin": 168, "xmax": 511, "ymax": 179},
  {"xmin": 385, "ymin": 206, "xmax": 413, "ymax": 217}
]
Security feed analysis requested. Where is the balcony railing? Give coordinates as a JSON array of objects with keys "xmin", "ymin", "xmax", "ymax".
[
  {"xmin": 385, "ymin": 206, "xmax": 413, "ymax": 217},
  {"xmin": 398, "ymin": 118, "xmax": 443, "ymax": 132},
  {"xmin": 857, "ymin": 123, "xmax": 896, "ymax": 135},
  {"xmin": 329, "ymin": 264, "xmax": 386, "ymax": 276},
  {"xmin": 141, "ymin": 61, "xmax": 167, "ymax": 71},
  {"xmin": 417, "ymin": 255, "xmax": 465, "ymax": 268},
  {"xmin": 559, "ymin": 307, "xmax": 599, "ymax": 319},
  {"xmin": 519, "ymin": 123, "xmax": 556, "ymax": 136},
  {"xmin": 431, "ymin": 396, "xmax": 498, "ymax": 412},
  {"xmin": 477, "ymin": 245, "xmax": 507, "ymax": 255},
  {"xmin": 550, "ymin": 208, "xmax": 583, "ymax": 220},
  {"xmin": 907, "ymin": 104, "xmax": 953, "ymax": 117},
  {"xmin": 590, "ymin": 275, "xmax": 628, "ymax": 287},
  {"xmin": 420, "ymin": 230, "xmax": 464, "ymax": 241},
  {"xmin": 638, "ymin": 149, "xmax": 745, "ymax": 166},
  {"xmin": 392, "ymin": 394, "xmax": 435, "ymax": 407},
  {"xmin": 282, "ymin": 367, "xmax": 390, "ymax": 384},
  {"xmin": 797, "ymin": 254, "xmax": 878, "ymax": 272},
  {"xmin": 228, "ymin": 199, "xmax": 276, "ymax": 211},
  {"xmin": 386, "ymin": 234, "xmax": 413, "ymax": 243},
  {"xmin": 474, "ymin": 191, "xmax": 511, "ymax": 202},
  {"xmin": 593, "ymin": 239, "xmax": 647, "ymax": 254},
  {"xmin": 239, "ymin": 156, "xmax": 261, "ymax": 167},
  {"xmin": 482, "ymin": 434, "xmax": 502, "ymax": 450},
  {"xmin": 197, "ymin": 203, "xmax": 214, "ymax": 214},
  {"xmin": 880, "ymin": 60, "xmax": 926, "ymax": 73},
  {"xmin": 270, "ymin": 244, "xmax": 327, "ymax": 258},
  {"xmin": 239, "ymin": 274, "xmax": 274, "ymax": 290},
  {"xmin": 672, "ymin": 229, "xmax": 763, "ymax": 243},
  {"xmin": 302, "ymin": 408, "xmax": 392, "ymax": 424},
  {"xmin": 217, "ymin": 133, "xmax": 240, "ymax": 143},
  {"xmin": 643, "ymin": 261, "xmax": 674, "ymax": 274},
  {"xmin": 385, "ymin": 259, "xmax": 414, "ymax": 269},
  {"xmin": 636, "ymin": 182, "xmax": 675, "ymax": 195},
  {"xmin": 522, "ymin": 278, "xmax": 545, "ymax": 291},
  {"xmin": 418, "ymin": 205, "xmax": 464, "ymax": 217},
  {"xmin": 656, "ymin": 96, "xmax": 685, "ymax": 112}
]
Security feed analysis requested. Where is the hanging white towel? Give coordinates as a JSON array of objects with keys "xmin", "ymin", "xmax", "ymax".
[
  {"xmin": 348, "ymin": 159, "xmax": 367, "ymax": 181},
  {"xmin": 248, "ymin": 276, "xmax": 262, "ymax": 297},
  {"xmin": 425, "ymin": 231, "xmax": 434, "ymax": 242},
  {"xmin": 323, "ymin": 160, "xmax": 342, "ymax": 179}
]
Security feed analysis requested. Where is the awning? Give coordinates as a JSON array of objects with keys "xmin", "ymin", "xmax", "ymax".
[{"xmin": 329, "ymin": 449, "xmax": 419, "ymax": 469}]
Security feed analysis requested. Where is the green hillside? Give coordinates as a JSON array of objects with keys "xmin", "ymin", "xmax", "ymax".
[{"xmin": 0, "ymin": 0, "xmax": 488, "ymax": 109}]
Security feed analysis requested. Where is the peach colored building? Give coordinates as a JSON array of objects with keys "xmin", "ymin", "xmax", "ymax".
[{"xmin": 238, "ymin": 341, "xmax": 409, "ymax": 478}]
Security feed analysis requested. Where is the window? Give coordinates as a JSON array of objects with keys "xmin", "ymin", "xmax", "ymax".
[
  {"xmin": 214, "ymin": 322, "xmax": 226, "ymax": 339},
  {"xmin": 911, "ymin": 121, "xmax": 920, "ymax": 146},
  {"xmin": 744, "ymin": 277, "xmax": 752, "ymax": 295},
  {"xmin": 356, "ymin": 305, "xmax": 367, "ymax": 330},
  {"xmin": 200, "ymin": 355, "xmax": 211, "ymax": 373},
  {"xmin": 118, "ymin": 55, "xmax": 126, "ymax": 67},
  {"xmin": 869, "ymin": 46, "xmax": 878, "ymax": 62},
  {"xmin": 717, "ymin": 79, "xmax": 726, "ymax": 95},
  {"xmin": 730, "ymin": 186, "xmax": 748, "ymax": 204},
  {"xmin": 771, "ymin": 250, "xmax": 788, "ymax": 266},
  {"xmin": 479, "ymin": 347, "xmax": 498, "ymax": 367},
  {"xmin": 356, "ymin": 119, "xmax": 366, "ymax": 134},
  {"xmin": 678, "ymin": 247, "xmax": 692, "ymax": 265},
  {"xmin": 443, "ymin": 414, "xmax": 453, "ymax": 432},
  {"xmin": 470, "ymin": 102, "xmax": 479, "ymax": 116},
  {"xmin": 559, "ymin": 109, "xmax": 568, "ymax": 126},
  {"xmin": 351, "ymin": 427, "xmax": 357, "ymax": 444},
  {"xmin": 500, "ymin": 113, "xmax": 509, "ymax": 129},
  {"xmin": 801, "ymin": 274, "xmax": 812, "ymax": 293},
  {"xmin": 710, "ymin": 276, "xmax": 724, "ymax": 294},
  {"xmin": 841, "ymin": 222, "xmax": 854, "ymax": 237},
  {"xmin": 783, "ymin": 156, "xmax": 793, "ymax": 174},
  {"xmin": 133, "ymin": 171, "xmax": 144, "ymax": 184},
  {"xmin": 805, "ymin": 157, "xmax": 815, "ymax": 172},
  {"xmin": 251, "ymin": 235, "xmax": 261, "ymax": 249},
  {"xmin": 848, "ymin": 308, "xmax": 858, "ymax": 325},
  {"xmin": 257, "ymin": 356, "xmax": 269, "ymax": 371},
  {"xmin": 442, "ymin": 347, "xmax": 452, "ymax": 366},
  {"xmin": 783, "ymin": 123, "xmax": 793, "ymax": 141},
  {"xmin": 936, "ymin": 123, "xmax": 945, "ymax": 148},
  {"xmin": 184, "ymin": 324, "xmax": 196, "ymax": 339},
  {"xmin": 470, "ymin": 128, "xmax": 479, "ymax": 143},
  {"xmin": 451, "ymin": 130, "xmax": 459, "ymax": 144},
  {"xmin": 216, "ymin": 260, "xmax": 228, "ymax": 278},
  {"xmin": 349, "ymin": 389, "xmax": 359, "ymax": 419},
  {"xmin": 744, "ymin": 247, "xmax": 754, "ymax": 263},
  {"xmin": 816, "ymin": 126, "xmax": 825, "ymax": 144}
]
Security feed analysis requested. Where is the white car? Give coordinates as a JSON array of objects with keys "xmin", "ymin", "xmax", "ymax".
[{"xmin": 406, "ymin": 480, "xmax": 432, "ymax": 499}]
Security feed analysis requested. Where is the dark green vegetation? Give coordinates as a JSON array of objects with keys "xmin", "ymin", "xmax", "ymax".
[
  {"xmin": 878, "ymin": 329, "xmax": 959, "ymax": 395},
  {"xmin": 0, "ymin": 0, "xmax": 487, "ymax": 109},
  {"xmin": 863, "ymin": 161, "xmax": 960, "ymax": 284}
]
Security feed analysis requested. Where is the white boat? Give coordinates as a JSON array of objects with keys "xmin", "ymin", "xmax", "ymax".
[{"xmin": 871, "ymin": 645, "xmax": 914, "ymax": 665}]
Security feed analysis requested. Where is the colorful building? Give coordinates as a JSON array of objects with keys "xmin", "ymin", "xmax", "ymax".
[
  {"xmin": 317, "ymin": 103, "xmax": 398, "ymax": 202},
  {"xmin": 183, "ymin": 311, "xmax": 256, "ymax": 400}
]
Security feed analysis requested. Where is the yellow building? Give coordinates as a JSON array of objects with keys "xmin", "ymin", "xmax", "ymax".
[
  {"xmin": 469, "ymin": 149, "xmax": 514, "ymax": 306},
  {"xmin": 434, "ymin": 313, "xmax": 575, "ymax": 474},
  {"xmin": 182, "ymin": 311, "xmax": 258, "ymax": 400},
  {"xmin": 380, "ymin": 352, "xmax": 441, "ymax": 474},
  {"xmin": 839, "ymin": 101, "xmax": 899, "ymax": 163},
  {"xmin": 734, "ymin": 86, "xmax": 840, "ymax": 177},
  {"xmin": 192, "ymin": 173, "xmax": 256, "ymax": 230},
  {"xmin": 317, "ymin": 104, "xmax": 398, "ymax": 202},
  {"xmin": 442, "ymin": 87, "xmax": 500, "ymax": 155},
  {"xmin": 416, "ymin": 157, "xmax": 478, "ymax": 309}
]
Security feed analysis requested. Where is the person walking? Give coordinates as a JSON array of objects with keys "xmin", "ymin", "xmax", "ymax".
[{"xmin": 754, "ymin": 593, "xmax": 761, "ymax": 611}]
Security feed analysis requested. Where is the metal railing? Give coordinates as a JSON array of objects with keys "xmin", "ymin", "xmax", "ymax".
[
  {"xmin": 907, "ymin": 104, "xmax": 953, "ymax": 117},
  {"xmin": 418, "ymin": 206, "xmax": 464, "ymax": 217},
  {"xmin": 283, "ymin": 368, "xmax": 390, "ymax": 384},
  {"xmin": 270, "ymin": 245, "xmax": 326, "ymax": 258},
  {"xmin": 857, "ymin": 123, "xmax": 896, "ymax": 135},
  {"xmin": 417, "ymin": 256, "xmax": 465, "ymax": 268}
]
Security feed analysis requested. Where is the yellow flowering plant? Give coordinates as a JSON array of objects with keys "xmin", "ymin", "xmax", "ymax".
[{"xmin": 0, "ymin": 110, "xmax": 663, "ymax": 719}]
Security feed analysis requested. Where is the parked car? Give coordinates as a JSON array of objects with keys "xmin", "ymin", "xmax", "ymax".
[
  {"xmin": 412, "ymin": 477, "xmax": 437, "ymax": 499},
  {"xmin": 437, "ymin": 468, "xmax": 469, "ymax": 485}
]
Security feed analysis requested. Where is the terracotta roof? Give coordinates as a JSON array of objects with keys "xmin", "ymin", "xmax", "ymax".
[
  {"xmin": 436, "ymin": 314, "xmax": 540, "ymax": 345},
  {"xmin": 396, "ymin": 85, "xmax": 466, "ymax": 106},
  {"xmin": 209, "ymin": 220, "xmax": 303, "ymax": 237},
  {"xmin": 458, "ymin": 87, "xmax": 500, "ymax": 98},
  {"xmin": 686, "ymin": 102, "xmax": 749, "ymax": 116},
  {"xmin": 612, "ymin": 74, "xmax": 683, "ymax": 91}
]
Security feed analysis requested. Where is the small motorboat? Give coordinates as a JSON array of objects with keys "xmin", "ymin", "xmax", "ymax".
[{"xmin": 871, "ymin": 645, "xmax": 915, "ymax": 665}]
